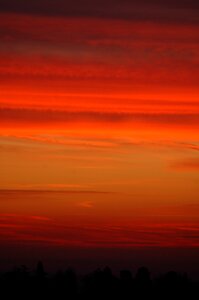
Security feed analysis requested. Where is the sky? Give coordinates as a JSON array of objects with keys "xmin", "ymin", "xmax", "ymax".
[{"xmin": 0, "ymin": 0, "xmax": 199, "ymax": 274}]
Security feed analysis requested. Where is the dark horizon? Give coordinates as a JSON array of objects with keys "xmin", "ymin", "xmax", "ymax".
[
  {"xmin": 1, "ymin": 260, "xmax": 199, "ymax": 300},
  {"xmin": 1, "ymin": 246, "xmax": 199, "ymax": 279}
]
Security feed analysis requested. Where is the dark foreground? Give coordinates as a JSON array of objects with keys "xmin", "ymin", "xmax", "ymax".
[{"xmin": 1, "ymin": 262, "xmax": 199, "ymax": 300}]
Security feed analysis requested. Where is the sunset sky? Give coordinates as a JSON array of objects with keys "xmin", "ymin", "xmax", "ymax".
[{"xmin": 0, "ymin": 0, "xmax": 199, "ymax": 274}]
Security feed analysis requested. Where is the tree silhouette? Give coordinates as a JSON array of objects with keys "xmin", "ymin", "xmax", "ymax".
[
  {"xmin": 36, "ymin": 261, "xmax": 45, "ymax": 279},
  {"xmin": 0, "ymin": 262, "xmax": 199, "ymax": 300}
]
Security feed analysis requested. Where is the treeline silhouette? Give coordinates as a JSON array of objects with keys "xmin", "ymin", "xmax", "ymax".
[{"xmin": 0, "ymin": 261, "xmax": 199, "ymax": 299}]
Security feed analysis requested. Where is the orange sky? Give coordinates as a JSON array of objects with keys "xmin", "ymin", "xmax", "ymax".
[{"xmin": 0, "ymin": 1, "xmax": 199, "ymax": 269}]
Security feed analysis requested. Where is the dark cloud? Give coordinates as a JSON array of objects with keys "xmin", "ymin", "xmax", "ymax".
[
  {"xmin": 0, "ymin": 107, "xmax": 199, "ymax": 126},
  {"xmin": 0, "ymin": 0, "xmax": 199, "ymax": 24},
  {"xmin": 0, "ymin": 10, "xmax": 198, "ymax": 89}
]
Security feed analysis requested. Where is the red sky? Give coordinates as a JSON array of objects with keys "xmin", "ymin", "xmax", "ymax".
[{"xmin": 0, "ymin": 0, "xmax": 199, "ymax": 272}]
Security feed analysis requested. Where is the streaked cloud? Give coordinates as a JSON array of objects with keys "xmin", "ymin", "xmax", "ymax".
[
  {"xmin": 0, "ymin": 213, "xmax": 199, "ymax": 247},
  {"xmin": 1, "ymin": 107, "xmax": 198, "ymax": 127},
  {"xmin": 0, "ymin": 0, "xmax": 198, "ymax": 24},
  {"xmin": 170, "ymin": 158, "xmax": 199, "ymax": 171}
]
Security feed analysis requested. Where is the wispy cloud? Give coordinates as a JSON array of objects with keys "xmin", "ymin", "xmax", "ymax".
[
  {"xmin": 170, "ymin": 158, "xmax": 199, "ymax": 171},
  {"xmin": 0, "ymin": 213, "xmax": 51, "ymax": 222},
  {"xmin": 3, "ymin": 183, "xmax": 90, "ymax": 191},
  {"xmin": 0, "ymin": 189, "xmax": 112, "ymax": 196},
  {"xmin": 0, "ymin": 132, "xmax": 198, "ymax": 160},
  {"xmin": 76, "ymin": 201, "xmax": 94, "ymax": 209}
]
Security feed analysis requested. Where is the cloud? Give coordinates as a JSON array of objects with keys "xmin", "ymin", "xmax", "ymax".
[
  {"xmin": 0, "ymin": 190, "xmax": 112, "ymax": 201},
  {"xmin": 172, "ymin": 142, "xmax": 199, "ymax": 152},
  {"xmin": 170, "ymin": 158, "xmax": 199, "ymax": 171},
  {"xmin": 0, "ymin": 213, "xmax": 52, "ymax": 221},
  {"xmin": 0, "ymin": 183, "xmax": 90, "ymax": 191},
  {"xmin": 0, "ymin": 12, "xmax": 198, "ymax": 93},
  {"xmin": 0, "ymin": 0, "xmax": 198, "ymax": 24},
  {"xmin": 0, "ymin": 211, "xmax": 198, "ymax": 248},
  {"xmin": 77, "ymin": 201, "xmax": 94, "ymax": 208},
  {"xmin": 0, "ymin": 107, "xmax": 199, "ymax": 127},
  {"xmin": 1, "ymin": 134, "xmax": 198, "ymax": 154},
  {"xmin": 0, "ymin": 215, "xmax": 199, "ymax": 248},
  {"xmin": 1, "ymin": 12, "xmax": 198, "ymax": 47}
]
